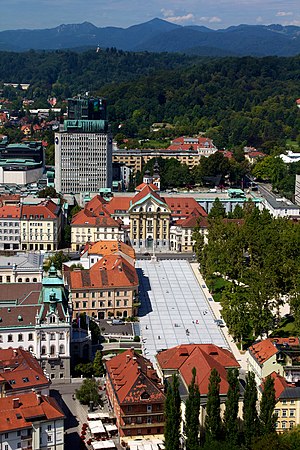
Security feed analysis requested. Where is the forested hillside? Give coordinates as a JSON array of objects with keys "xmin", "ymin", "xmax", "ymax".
[{"xmin": 1, "ymin": 50, "xmax": 300, "ymax": 150}]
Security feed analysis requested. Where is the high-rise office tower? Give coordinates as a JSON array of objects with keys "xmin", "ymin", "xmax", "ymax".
[{"xmin": 55, "ymin": 97, "xmax": 112, "ymax": 194}]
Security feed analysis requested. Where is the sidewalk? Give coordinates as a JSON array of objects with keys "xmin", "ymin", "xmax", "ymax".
[{"xmin": 190, "ymin": 263, "xmax": 248, "ymax": 372}]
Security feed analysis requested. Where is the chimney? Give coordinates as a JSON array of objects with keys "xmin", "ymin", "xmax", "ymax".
[
  {"xmin": 13, "ymin": 349, "xmax": 18, "ymax": 356},
  {"xmin": 36, "ymin": 394, "xmax": 42, "ymax": 405},
  {"xmin": 126, "ymin": 354, "xmax": 131, "ymax": 363},
  {"xmin": 13, "ymin": 398, "xmax": 20, "ymax": 409}
]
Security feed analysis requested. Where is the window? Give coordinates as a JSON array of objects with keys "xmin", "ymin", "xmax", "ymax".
[
  {"xmin": 50, "ymin": 333, "xmax": 55, "ymax": 340},
  {"xmin": 5, "ymin": 445, "xmax": 8, "ymax": 450},
  {"xmin": 41, "ymin": 333, "xmax": 46, "ymax": 341},
  {"xmin": 48, "ymin": 435, "xmax": 52, "ymax": 442},
  {"xmin": 282, "ymin": 421, "xmax": 286, "ymax": 429},
  {"xmin": 41, "ymin": 346, "xmax": 46, "ymax": 355},
  {"xmin": 47, "ymin": 425, "xmax": 52, "ymax": 431},
  {"xmin": 18, "ymin": 278, "xmax": 22, "ymax": 282},
  {"xmin": 147, "ymin": 417, "xmax": 152, "ymax": 424},
  {"xmin": 28, "ymin": 333, "xmax": 33, "ymax": 341},
  {"xmin": 17, "ymin": 444, "xmax": 21, "ymax": 449},
  {"xmin": 50, "ymin": 345, "xmax": 55, "ymax": 355},
  {"xmin": 282, "ymin": 410, "xmax": 288, "ymax": 417},
  {"xmin": 59, "ymin": 332, "xmax": 64, "ymax": 340},
  {"xmin": 8, "ymin": 334, "xmax": 13, "ymax": 342},
  {"xmin": 290, "ymin": 409, "xmax": 296, "ymax": 417},
  {"xmin": 59, "ymin": 344, "xmax": 65, "ymax": 354},
  {"xmin": 6, "ymin": 276, "xmax": 11, "ymax": 283},
  {"xmin": 83, "ymin": 301, "xmax": 87, "ymax": 308},
  {"xmin": 18, "ymin": 333, "xmax": 23, "ymax": 342},
  {"xmin": 4, "ymin": 433, "xmax": 8, "ymax": 439},
  {"xmin": 282, "ymin": 399, "xmax": 287, "ymax": 405},
  {"xmin": 147, "ymin": 405, "xmax": 152, "ymax": 412},
  {"xmin": 275, "ymin": 409, "xmax": 280, "ymax": 417}
]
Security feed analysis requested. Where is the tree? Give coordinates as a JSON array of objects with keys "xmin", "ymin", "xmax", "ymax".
[
  {"xmin": 205, "ymin": 368, "xmax": 222, "ymax": 442},
  {"xmin": 223, "ymin": 368, "xmax": 240, "ymax": 446},
  {"xmin": 185, "ymin": 367, "xmax": 201, "ymax": 450},
  {"xmin": 93, "ymin": 350, "xmax": 106, "ymax": 377},
  {"xmin": 69, "ymin": 263, "xmax": 84, "ymax": 271},
  {"xmin": 43, "ymin": 251, "xmax": 69, "ymax": 271},
  {"xmin": 75, "ymin": 378, "xmax": 101, "ymax": 405},
  {"xmin": 208, "ymin": 198, "xmax": 226, "ymax": 219},
  {"xmin": 74, "ymin": 362, "xmax": 94, "ymax": 378},
  {"xmin": 37, "ymin": 186, "xmax": 58, "ymax": 198},
  {"xmin": 243, "ymin": 371, "xmax": 259, "ymax": 447},
  {"xmin": 259, "ymin": 375, "xmax": 276, "ymax": 436},
  {"xmin": 164, "ymin": 374, "xmax": 181, "ymax": 450}
]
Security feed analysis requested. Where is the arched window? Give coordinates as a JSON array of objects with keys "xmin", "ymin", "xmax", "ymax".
[
  {"xmin": 25, "ymin": 278, "xmax": 30, "ymax": 282},
  {"xmin": 50, "ymin": 345, "xmax": 55, "ymax": 356},
  {"xmin": 33, "ymin": 278, "xmax": 37, "ymax": 282},
  {"xmin": 18, "ymin": 278, "xmax": 22, "ymax": 283},
  {"xmin": 123, "ymin": 311, "xmax": 128, "ymax": 318},
  {"xmin": 41, "ymin": 346, "xmax": 46, "ymax": 355},
  {"xmin": 59, "ymin": 344, "xmax": 65, "ymax": 354},
  {"xmin": 28, "ymin": 346, "xmax": 33, "ymax": 353}
]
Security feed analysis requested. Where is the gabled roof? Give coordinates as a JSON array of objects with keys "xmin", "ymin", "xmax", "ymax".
[
  {"xmin": 0, "ymin": 348, "xmax": 50, "ymax": 393},
  {"xmin": 135, "ymin": 182, "xmax": 159, "ymax": 192},
  {"xmin": 248, "ymin": 338, "xmax": 300, "ymax": 365},
  {"xmin": 0, "ymin": 392, "xmax": 64, "ymax": 432},
  {"xmin": 72, "ymin": 208, "xmax": 120, "ymax": 227},
  {"xmin": 66, "ymin": 254, "xmax": 138, "ymax": 290},
  {"xmin": 106, "ymin": 349, "xmax": 165, "ymax": 405},
  {"xmin": 0, "ymin": 204, "xmax": 21, "ymax": 218},
  {"xmin": 156, "ymin": 344, "xmax": 239, "ymax": 395},
  {"xmin": 130, "ymin": 185, "xmax": 167, "ymax": 209},
  {"xmin": 84, "ymin": 194, "xmax": 107, "ymax": 214}
]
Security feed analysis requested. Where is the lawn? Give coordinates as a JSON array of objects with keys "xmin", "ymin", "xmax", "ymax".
[
  {"xmin": 206, "ymin": 275, "xmax": 231, "ymax": 302},
  {"xmin": 270, "ymin": 316, "xmax": 298, "ymax": 338}
]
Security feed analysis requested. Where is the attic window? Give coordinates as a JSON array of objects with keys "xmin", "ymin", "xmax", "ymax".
[
  {"xmin": 18, "ymin": 315, "xmax": 23, "ymax": 321},
  {"xmin": 22, "ymin": 377, "xmax": 29, "ymax": 383},
  {"xmin": 9, "ymin": 379, "xmax": 16, "ymax": 385},
  {"xmin": 35, "ymin": 376, "xmax": 40, "ymax": 380},
  {"xmin": 141, "ymin": 391, "xmax": 150, "ymax": 400},
  {"xmin": 16, "ymin": 413, "xmax": 22, "ymax": 419}
]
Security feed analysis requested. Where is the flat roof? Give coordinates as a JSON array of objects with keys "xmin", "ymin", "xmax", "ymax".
[
  {"xmin": 259, "ymin": 185, "xmax": 300, "ymax": 211},
  {"xmin": 136, "ymin": 259, "xmax": 227, "ymax": 364}
]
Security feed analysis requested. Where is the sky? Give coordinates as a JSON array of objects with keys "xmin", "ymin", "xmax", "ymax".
[{"xmin": 1, "ymin": 0, "xmax": 300, "ymax": 31}]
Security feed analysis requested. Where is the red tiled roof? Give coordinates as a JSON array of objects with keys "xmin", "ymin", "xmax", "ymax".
[
  {"xmin": 85, "ymin": 240, "xmax": 135, "ymax": 260},
  {"xmin": 106, "ymin": 349, "xmax": 165, "ymax": 404},
  {"xmin": 135, "ymin": 182, "xmax": 159, "ymax": 192},
  {"xmin": 266, "ymin": 372, "xmax": 291, "ymax": 399},
  {"xmin": 164, "ymin": 197, "xmax": 207, "ymax": 219},
  {"xmin": 105, "ymin": 196, "xmax": 132, "ymax": 214},
  {"xmin": 22, "ymin": 200, "xmax": 60, "ymax": 219},
  {"xmin": 131, "ymin": 185, "xmax": 165, "ymax": 206},
  {"xmin": 156, "ymin": 344, "xmax": 239, "ymax": 395},
  {"xmin": 176, "ymin": 209, "xmax": 208, "ymax": 228},
  {"xmin": 0, "ymin": 205, "xmax": 21, "ymax": 218},
  {"xmin": 71, "ymin": 207, "xmax": 120, "ymax": 227},
  {"xmin": 247, "ymin": 151, "xmax": 266, "ymax": 158},
  {"xmin": 0, "ymin": 348, "xmax": 50, "ymax": 393},
  {"xmin": 0, "ymin": 392, "xmax": 64, "ymax": 432},
  {"xmin": 67, "ymin": 254, "xmax": 138, "ymax": 290},
  {"xmin": 248, "ymin": 337, "xmax": 300, "ymax": 365}
]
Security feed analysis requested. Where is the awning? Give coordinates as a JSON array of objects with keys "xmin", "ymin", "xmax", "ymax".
[
  {"xmin": 88, "ymin": 413, "xmax": 110, "ymax": 420},
  {"xmin": 88, "ymin": 419, "xmax": 106, "ymax": 434},
  {"xmin": 104, "ymin": 424, "xmax": 118, "ymax": 432},
  {"xmin": 91, "ymin": 440, "xmax": 116, "ymax": 449}
]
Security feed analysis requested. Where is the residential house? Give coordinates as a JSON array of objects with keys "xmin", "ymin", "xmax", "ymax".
[
  {"xmin": 71, "ymin": 195, "xmax": 123, "ymax": 251},
  {"xmin": 65, "ymin": 254, "xmax": 139, "ymax": 320},
  {"xmin": 0, "ymin": 392, "xmax": 64, "ymax": 450},
  {"xmin": 262, "ymin": 372, "xmax": 300, "ymax": 433},
  {"xmin": 170, "ymin": 210, "xmax": 208, "ymax": 252},
  {"xmin": 247, "ymin": 337, "xmax": 300, "ymax": 387},
  {"xmin": 20, "ymin": 199, "xmax": 62, "ymax": 251},
  {"xmin": 105, "ymin": 349, "xmax": 165, "ymax": 442},
  {"xmin": 0, "ymin": 253, "xmax": 44, "ymax": 284},
  {"xmin": 0, "ymin": 348, "xmax": 50, "ymax": 398},
  {"xmin": 156, "ymin": 344, "xmax": 242, "ymax": 433},
  {"xmin": 0, "ymin": 266, "xmax": 72, "ymax": 382},
  {"xmin": 64, "ymin": 240, "xmax": 135, "ymax": 270}
]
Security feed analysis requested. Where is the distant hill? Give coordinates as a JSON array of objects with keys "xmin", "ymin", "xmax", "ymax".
[{"xmin": 0, "ymin": 18, "xmax": 300, "ymax": 56}]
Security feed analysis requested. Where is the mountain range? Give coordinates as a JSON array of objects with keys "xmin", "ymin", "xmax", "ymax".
[{"xmin": 1, "ymin": 18, "xmax": 300, "ymax": 56}]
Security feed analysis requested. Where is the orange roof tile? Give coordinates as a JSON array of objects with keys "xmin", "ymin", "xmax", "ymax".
[
  {"xmin": 135, "ymin": 182, "xmax": 159, "ymax": 192},
  {"xmin": 131, "ymin": 185, "xmax": 164, "ymax": 206},
  {"xmin": 0, "ymin": 392, "xmax": 64, "ymax": 432},
  {"xmin": 164, "ymin": 197, "xmax": 207, "ymax": 219},
  {"xmin": 0, "ymin": 348, "xmax": 50, "ymax": 394},
  {"xmin": 105, "ymin": 196, "xmax": 132, "ymax": 214},
  {"xmin": 67, "ymin": 254, "xmax": 138, "ymax": 290},
  {"xmin": 106, "ymin": 349, "xmax": 165, "ymax": 405},
  {"xmin": 86, "ymin": 240, "xmax": 135, "ymax": 260},
  {"xmin": 0, "ymin": 205, "xmax": 21, "ymax": 218},
  {"xmin": 249, "ymin": 338, "xmax": 300, "ymax": 365},
  {"xmin": 156, "ymin": 344, "xmax": 239, "ymax": 395},
  {"xmin": 22, "ymin": 200, "xmax": 60, "ymax": 219}
]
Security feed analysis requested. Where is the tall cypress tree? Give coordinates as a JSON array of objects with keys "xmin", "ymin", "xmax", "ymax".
[
  {"xmin": 260, "ymin": 375, "xmax": 276, "ymax": 436},
  {"xmin": 185, "ymin": 367, "xmax": 201, "ymax": 450},
  {"xmin": 223, "ymin": 368, "xmax": 240, "ymax": 445},
  {"xmin": 164, "ymin": 374, "xmax": 181, "ymax": 450},
  {"xmin": 243, "ymin": 371, "xmax": 259, "ymax": 447},
  {"xmin": 205, "ymin": 368, "xmax": 222, "ymax": 442}
]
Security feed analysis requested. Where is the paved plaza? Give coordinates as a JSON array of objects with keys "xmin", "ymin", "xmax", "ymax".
[{"xmin": 136, "ymin": 258, "xmax": 228, "ymax": 363}]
